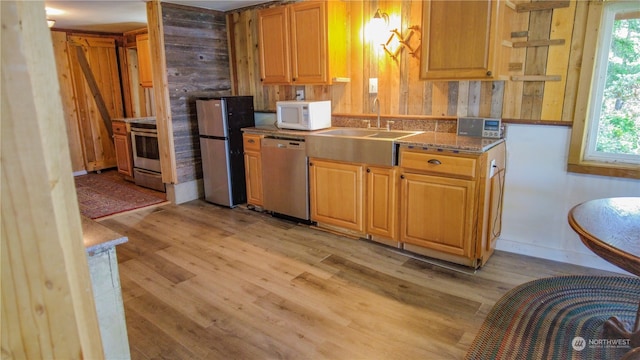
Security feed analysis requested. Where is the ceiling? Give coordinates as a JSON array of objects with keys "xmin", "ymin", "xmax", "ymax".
[{"xmin": 44, "ymin": 0, "xmax": 270, "ymax": 33}]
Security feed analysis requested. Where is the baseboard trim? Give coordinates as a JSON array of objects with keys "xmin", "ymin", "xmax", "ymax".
[
  {"xmin": 165, "ymin": 179, "xmax": 203, "ymax": 204},
  {"xmin": 496, "ymin": 237, "xmax": 630, "ymax": 275}
]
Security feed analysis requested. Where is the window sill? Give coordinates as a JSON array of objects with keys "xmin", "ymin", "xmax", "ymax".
[{"xmin": 568, "ymin": 161, "xmax": 640, "ymax": 179}]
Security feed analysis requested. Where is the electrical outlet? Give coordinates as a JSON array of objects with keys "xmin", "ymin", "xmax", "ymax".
[
  {"xmin": 489, "ymin": 159, "xmax": 497, "ymax": 177},
  {"xmin": 369, "ymin": 78, "xmax": 378, "ymax": 94},
  {"xmin": 295, "ymin": 89, "xmax": 305, "ymax": 101}
]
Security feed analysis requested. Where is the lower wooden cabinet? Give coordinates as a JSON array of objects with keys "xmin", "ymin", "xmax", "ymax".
[
  {"xmin": 112, "ymin": 120, "xmax": 133, "ymax": 180},
  {"xmin": 398, "ymin": 142, "xmax": 506, "ymax": 267},
  {"xmin": 309, "ymin": 158, "xmax": 365, "ymax": 233},
  {"xmin": 366, "ymin": 166, "xmax": 398, "ymax": 241},
  {"xmin": 243, "ymin": 134, "xmax": 264, "ymax": 207},
  {"xmin": 255, "ymin": 134, "xmax": 506, "ymax": 269},
  {"xmin": 399, "ymin": 173, "xmax": 475, "ymax": 258}
]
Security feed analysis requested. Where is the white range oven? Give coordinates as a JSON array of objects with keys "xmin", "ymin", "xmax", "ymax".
[{"xmin": 130, "ymin": 121, "xmax": 165, "ymax": 192}]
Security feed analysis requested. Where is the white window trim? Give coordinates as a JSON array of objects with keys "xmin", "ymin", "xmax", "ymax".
[
  {"xmin": 567, "ymin": 0, "xmax": 640, "ymax": 179},
  {"xmin": 584, "ymin": 1, "xmax": 640, "ymax": 165}
]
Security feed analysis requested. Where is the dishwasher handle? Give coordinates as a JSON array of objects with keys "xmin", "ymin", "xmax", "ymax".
[{"xmin": 262, "ymin": 137, "xmax": 305, "ymax": 150}]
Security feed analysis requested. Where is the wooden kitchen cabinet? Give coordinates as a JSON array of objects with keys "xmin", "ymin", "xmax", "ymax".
[
  {"xmin": 257, "ymin": 6, "xmax": 291, "ymax": 84},
  {"xmin": 420, "ymin": 0, "xmax": 501, "ymax": 80},
  {"xmin": 257, "ymin": 1, "xmax": 348, "ymax": 85},
  {"xmin": 136, "ymin": 33, "xmax": 152, "ymax": 87},
  {"xmin": 243, "ymin": 134, "xmax": 264, "ymax": 207},
  {"xmin": 67, "ymin": 35, "xmax": 121, "ymax": 172},
  {"xmin": 399, "ymin": 142, "xmax": 506, "ymax": 268},
  {"xmin": 309, "ymin": 158, "xmax": 365, "ymax": 233},
  {"xmin": 400, "ymin": 172, "xmax": 476, "ymax": 258},
  {"xmin": 366, "ymin": 166, "xmax": 399, "ymax": 243},
  {"xmin": 112, "ymin": 120, "xmax": 134, "ymax": 180}
]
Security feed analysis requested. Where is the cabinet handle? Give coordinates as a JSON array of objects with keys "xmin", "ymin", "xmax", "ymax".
[
  {"xmin": 427, "ymin": 159, "xmax": 442, "ymax": 165},
  {"xmin": 366, "ymin": 168, "xmax": 370, "ymax": 173},
  {"xmin": 400, "ymin": 175, "xmax": 405, "ymax": 179},
  {"xmin": 486, "ymin": 70, "xmax": 492, "ymax": 76},
  {"xmin": 248, "ymin": 139, "xmax": 255, "ymax": 143},
  {"xmin": 309, "ymin": 162, "xmax": 313, "ymax": 166},
  {"xmin": 293, "ymin": 78, "xmax": 297, "ymax": 82}
]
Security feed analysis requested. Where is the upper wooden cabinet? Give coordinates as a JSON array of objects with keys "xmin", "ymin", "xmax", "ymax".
[
  {"xmin": 257, "ymin": 6, "xmax": 291, "ymax": 84},
  {"xmin": 258, "ymin": 1, "xmax": 348, "ymax": 85},
  {"xmin": 420, "ymin": 0, "xmax": 501, "ymax": 80},
  {"xmin": 136, "ymin": 33, "xmax": 153, "ymax": 87}
]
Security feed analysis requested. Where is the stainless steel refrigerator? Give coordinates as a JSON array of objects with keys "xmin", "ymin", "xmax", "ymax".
[{"xmin": 196, "ymin": 96, "xmax": 254, "ymax": 207}]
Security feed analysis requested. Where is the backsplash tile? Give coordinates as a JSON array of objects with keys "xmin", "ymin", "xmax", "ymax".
[{"xmin": 332, "ymin": 116, "xmax": 456, "ymax": 133}]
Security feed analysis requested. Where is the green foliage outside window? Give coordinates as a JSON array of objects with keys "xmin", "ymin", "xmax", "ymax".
[{"xmin": 596, "ymin": 16, "xmax": 640, "ymax": 156}]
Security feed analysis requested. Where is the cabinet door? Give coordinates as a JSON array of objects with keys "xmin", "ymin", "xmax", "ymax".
[
  {"xmin": 258, "ymin": 6, "xmax": 292, "ymax": 84},
  {"xmin": 309, "ymin": 159, "xmax": 364, "ymax": 233},
  {"xmin": 400, "ymin": 173, "xmax": 476, "ymax": 258},
  {"xmin": 290, "ymin": 1, "xmax": 327, "ymax": 83},
  {"xmin": 113, "ymin": 134, "xmax": 133, "ymax": 177},
  {"xmin": 67, "ymin": 36, "xmax": 121, "ymax": 171},
  {"xmin": 420, "ymin": 0, "xmax": 499, "ymax": 80},
  {"xmin": 367, "ymin": 166, "xmax": 398, "ymax": 240},
  {"xmin": 244, "ymin": 150, "xmax": 263, "ymax": 206},
  {"xmin": 136, "ymin": 33, "xmax": 153, "ymax": 88}
]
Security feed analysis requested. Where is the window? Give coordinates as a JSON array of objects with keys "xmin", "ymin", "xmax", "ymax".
[{"xmin": 568, "ymin": 1, "xmax": 640, "ymax": 179}]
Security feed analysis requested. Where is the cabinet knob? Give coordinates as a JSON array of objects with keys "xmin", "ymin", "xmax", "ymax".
[
  {"xmin": 427, "ymin": 159, "xmax": 442, "ymax": 165},
  {"xmin": 309, "ymin": 162, "xmax": 313, "ymax": 166},
  {"xmin": 366, "ymin": 168, "xmax": 370, "ymax": 173},
  {"xmin": 400, "ymin": 175, "xmax": 405, "ymax": 179},
  {"xmin": 486, "ymin": 70, "xmax": 492, "ymax": 76},
  {"xmin": 248, "ymin": 139, "xmax": 255, "ymax": 143},
  {"xmin": 292, "ymin": 78, "xmax": 297, "ymax": 82}
]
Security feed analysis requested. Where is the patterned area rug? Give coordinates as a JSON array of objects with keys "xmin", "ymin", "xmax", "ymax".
[
  {"xmin": 466, "ymin": 275, "xmax": 640, "ymax": 360},
  {"xmin": 75, "ymin": 170, "xmax": 168, "ymax": 219}
]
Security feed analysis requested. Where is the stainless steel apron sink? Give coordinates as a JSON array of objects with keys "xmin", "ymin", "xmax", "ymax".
[{"xmin": 306, "ymin": 128, "xmax": 423, "ymax": 166}]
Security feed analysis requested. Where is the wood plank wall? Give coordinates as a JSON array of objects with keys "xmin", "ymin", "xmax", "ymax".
[
  {"xmin": 229, "ymin": 0, "xmax": 578, "ymax": 124},
  {"xmin": 2, "ymin": 2, "xmax": 104, "ymax": 357},
  {"xmin": 161, "ymin": 3, "xmax": 232, "ymax": 183}
]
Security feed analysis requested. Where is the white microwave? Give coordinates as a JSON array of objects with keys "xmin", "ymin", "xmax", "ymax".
[{"xmin": 276, "ymin": 100, "xmax": 332, "ymax": 130}]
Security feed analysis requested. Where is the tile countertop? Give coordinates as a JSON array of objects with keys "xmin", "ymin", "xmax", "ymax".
[
  {"xmin": 396, "ymin": 132, "xmax": 504, "ymax": 153},
  {"xmin": 242, "ymin": 126, "xmax": 504, "ymax": 153},
  {"xmin": 82, "ymin": 216, "xmax": 128, "ymax": 254}
]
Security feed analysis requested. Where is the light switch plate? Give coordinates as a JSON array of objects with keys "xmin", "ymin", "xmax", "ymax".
[{"xmin": 369, "ymin": 78, "xmax": 378, "ymax": 94}]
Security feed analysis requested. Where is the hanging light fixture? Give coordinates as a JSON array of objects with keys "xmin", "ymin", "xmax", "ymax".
[
  {"xmin": 373, "ymin": 9, "xmax": 389, "ymax": 24},
  {"xmin": 369, "ymin": 8, "xmax": 389, "ymax": 47}
]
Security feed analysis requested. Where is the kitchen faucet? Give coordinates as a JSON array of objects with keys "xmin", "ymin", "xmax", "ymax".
[{"xmin": 373, "ymin": 97, "xmax": 381, "ymax": 129}]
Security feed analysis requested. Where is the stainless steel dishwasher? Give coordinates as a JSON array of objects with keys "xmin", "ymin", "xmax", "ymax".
[{"xmin": 261, "ymin": 136, "xmax": 310, "ymax": 221}]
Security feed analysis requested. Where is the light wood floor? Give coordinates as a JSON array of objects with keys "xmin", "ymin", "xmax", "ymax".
[{"xmin": 99, "ymin": 200, "xmax": 619, "ymax": 360}]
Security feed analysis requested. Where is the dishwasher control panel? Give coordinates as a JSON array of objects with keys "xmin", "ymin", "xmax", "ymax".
[{"xmin": 262, "ymin": 137, "xmax": 305, "ymax": 149}]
